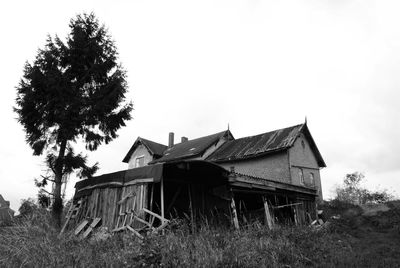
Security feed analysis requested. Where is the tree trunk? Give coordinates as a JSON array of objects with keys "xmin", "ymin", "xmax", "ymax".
[{"xmin": 53, "ymin": 139, "xmax": 67, "ymax": 227}]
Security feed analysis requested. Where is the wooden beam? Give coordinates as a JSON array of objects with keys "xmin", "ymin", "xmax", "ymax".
[
  {"xmin": 149, "ymin": 183, "xmax": 154, "ymax": 212},
  {"xmin": 133, "ymin": 215, "xmax": 153, "ymax": 228},
  {"xmin": 293, "ymin": 207, "xmax": 298, "ymax": 225},
  {"xmin": 59, "ymin": 202, "xmax": 74, "ymax": 235},
  {"xmin": 161, "ymin": 177, "xmax": 165, "ymax": 225},
  {"xmin": 74, "ymin": 219, "xmax": 89, "ymax": 235},
  {"xmin": 142, "ymin": 208, "xmax": 169, "ymax": 223},
  {"xmin": 126, "ymin": 225, "xmax": 144, "ymax": 239},
  {"xmin": 153, "ymin": 221, "xmax": 169, "ymax": 234},
  {"xmin": 273, "ymin": 202, "xmax": 302, "ymax": 209},
  {"xmin": 124, "ymin": 178, "xmax": 154, "ymax": 186},
  {"xmin": 188, "ymin": 184, "xmax": 195, "ymax": 233},
  {"xmin": 112, "ymin": 226, "xmax": 127, "ymax": 232},
  {"xmin": 82, "ymin": 218, "xmax": 101, "ymax": 238},
  {"xmin": 262, "ymin": 196, "xmax": 273, "ymax": 229},
  {"xmin": 230, "ymin": 196, "xmax": 239, "ymax": 230}
]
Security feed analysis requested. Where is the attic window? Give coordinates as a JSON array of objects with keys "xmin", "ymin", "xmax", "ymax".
[
  {"xmin": 301, "ymin": 140, "xmax": 305, "ymax": 149},
  {"xmin": 135, "ymin": 156, "xmax": 145, "ymax": 168},
  {"xmin": 189, "ymin": 148, "xmax": 196, "ymax": 151}
]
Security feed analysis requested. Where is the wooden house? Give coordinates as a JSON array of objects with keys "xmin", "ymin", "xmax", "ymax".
[{"xmin": 68, "ymin": 122, "xmax": 326, "ymax": 234}]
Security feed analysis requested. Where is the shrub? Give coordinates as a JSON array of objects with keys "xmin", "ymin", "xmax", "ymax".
[{"xmin": 334, "ymin": 172, "xmax": 394, "ymax": 205}]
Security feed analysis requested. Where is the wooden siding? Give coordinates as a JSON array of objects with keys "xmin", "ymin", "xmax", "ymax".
[{"xmin": 71, "ymin": 184, "xmax": 149, "ymax": 230}]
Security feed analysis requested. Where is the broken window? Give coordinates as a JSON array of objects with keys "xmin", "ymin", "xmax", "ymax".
[
  {"xmin": 309, "ymin": 173, "xmax": 315, "ymax": 185},
  {"xmin": 135, "ymin": 156, "xmax": 145, "ymax": 167},
  {"xmin": 299, "ymin": 169, "xmax": 305, "ymax": 185}
]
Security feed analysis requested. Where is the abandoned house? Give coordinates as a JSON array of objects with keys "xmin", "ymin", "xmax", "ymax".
[
  {"xmin": 67, "ymin": 122, "xmax": 326, "ymax": 236},
  {"xmin": 0, "ymin": 194, "xmax": 15, "ymax": 223}
]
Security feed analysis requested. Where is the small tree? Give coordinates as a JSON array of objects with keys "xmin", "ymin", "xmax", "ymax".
[
  {"xmin": 18, "ymin": 198, "xmax": 38, "ymax": 217},
  {"xmin": 335, "ymin": 172, "xmax": 393, "ymax": 205},
  {"xmin": 14, "ymin": 13, "xmax": 132, "ymax": 226}
]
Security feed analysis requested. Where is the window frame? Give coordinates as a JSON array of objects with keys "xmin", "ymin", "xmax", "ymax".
[
  {"xmin": 135, "ymin": 155, "xmax": 145, "ymax": 168},
  {"xmin": 299, "ymin": 168, "xmax": 305, "ymax": 185},
  {"xmin": 309, "ymin": 172, "xmax": 315, "ymax": 186}
]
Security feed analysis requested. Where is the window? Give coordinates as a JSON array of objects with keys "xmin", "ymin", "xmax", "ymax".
[
  {"xmin": 299, "ymin": 169, "xmax": 305, "ymax": 185},
  {"xmin": 135, "ymin": 156, "xmax": 145, "ymax": 168},
  {"xmin": 309, "ymin": 173, "xmax": 315, "ymax": 185}
]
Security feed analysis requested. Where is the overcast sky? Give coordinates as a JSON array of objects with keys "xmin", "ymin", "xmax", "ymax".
[{"xmin": 1, "ymin": 0, "xmax": 399, "ymax": 211}]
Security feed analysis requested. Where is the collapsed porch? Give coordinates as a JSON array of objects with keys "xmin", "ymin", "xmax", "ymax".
[{"xmin": 66, "ymin": 160, "xmax": 318, "ymax": 235}]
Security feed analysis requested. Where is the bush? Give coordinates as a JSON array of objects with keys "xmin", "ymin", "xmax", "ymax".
[{"xmin": 334, "ymin": 172, "xmax": 394, "ymax": 205}]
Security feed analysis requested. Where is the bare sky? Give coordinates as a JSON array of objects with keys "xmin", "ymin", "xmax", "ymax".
[{"xmin": 1, "ymin": 0, "xmax": 399, "ymax": 211}]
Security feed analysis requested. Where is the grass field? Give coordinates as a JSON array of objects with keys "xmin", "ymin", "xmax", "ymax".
[{"xmin": 1, "ymin": 201, "xmax": 399, "ymax": 267}]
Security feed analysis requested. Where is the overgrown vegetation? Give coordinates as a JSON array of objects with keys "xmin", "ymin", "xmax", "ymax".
[
  {"xmin": 2, "ymin": 173, "xmax": 399, "ymax": 267},
  {"xmin": 1, "ymin": 202, "xmax": 400, "ymax": 268},
  {"xmin": 334, "ymin": 172, "xmax": 394, "ymax": 205}
]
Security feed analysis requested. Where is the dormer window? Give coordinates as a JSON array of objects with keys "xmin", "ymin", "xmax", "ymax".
[{"xmin": 135, "ymin": 156, "xmax": 145, "ymax": 168}]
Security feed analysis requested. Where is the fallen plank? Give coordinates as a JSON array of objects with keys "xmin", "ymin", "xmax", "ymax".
[
  {"xmin": 75, "ymin": 219, "xmax": 89, "ymax": 236},
  {"xmin": 263, "ymin": 196, "xmax": 273, "ymax": 229},
  {"xmin": 143, "ymin": 208, "xmax": 169, "ymax": 223},
  {"xmin": 133, "ymin": 215, "xmax": 152, "ymax": 228},
  {"xmin": 112, "ymin": 226, "xmax": 127, "ymax": 233},
  {"xmin": 126, "ymin": 225, "xmax": 144, "ymax": 239},
  {"xmin": 153, "ymin": 221, "xmax": 169, "ymax": 234},
  {"xmin": 82, "ymin": 218, "xmax": 102, "ymax": 238},
  {"xmin": 60, "ymin": 202, "xmax": 78, "ymax": 235}
]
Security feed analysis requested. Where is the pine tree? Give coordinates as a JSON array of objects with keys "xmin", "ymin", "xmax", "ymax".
[{"xmin": 14, "ymin": 13, "xmax": 132, "ymax": 226}]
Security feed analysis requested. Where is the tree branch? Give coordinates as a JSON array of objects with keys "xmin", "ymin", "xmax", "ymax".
[
  {"xmin": 40, "ymin": 189, "xmax": 55, "ymax": 197},
  {"xmin": 41, "ymin": 175, "xmax": 56, "ymax": 183}
]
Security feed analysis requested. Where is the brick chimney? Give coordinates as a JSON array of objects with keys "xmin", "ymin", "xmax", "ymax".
[
  {"xmin": 181, "ymin": 136, "xmax": 188, "ymax": 143},
  {"xmin": 168, "ymin": 132, "xmax": 174, "ymax": 148}
]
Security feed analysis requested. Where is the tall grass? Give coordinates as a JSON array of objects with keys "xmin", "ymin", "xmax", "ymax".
[{"xmin": 1, "ymin": 207, "xmax": 398, "ymax": 267}]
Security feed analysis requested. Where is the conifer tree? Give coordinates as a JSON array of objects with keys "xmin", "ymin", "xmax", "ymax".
[{"xmin": 15, "ymin": 13, "xmax": 132, "ymax": 226}]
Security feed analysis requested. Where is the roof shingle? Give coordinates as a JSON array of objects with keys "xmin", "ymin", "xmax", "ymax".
[
  {"xmin": 207, "ymin": 124, "xmax": 326, "ymax": 167},
  {"xmin": 122, "ymin": 137, "xmax": 167, "ymax": 163},
  {"xmin": 150, "ymin": 130, "xmax": 232, "ymax": 163}
]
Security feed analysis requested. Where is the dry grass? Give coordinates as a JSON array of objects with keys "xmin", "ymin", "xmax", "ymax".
[{"xmin": 1, "ymin": 204, "xmax": 400, "ymax": 267}]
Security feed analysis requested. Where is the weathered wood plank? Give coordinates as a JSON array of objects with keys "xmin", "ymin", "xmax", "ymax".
[
  {"xmin": 74, "ymin": 219, "xmax": 89, "ymax": 235},
  {"xmin": 126, "ymin": 225, "xmax": 144, "ymax": 239},
  {"xmin": 161, "ymin": 178, "xmax": 165, "ymax": 225},
  {"xmin": 82, "ymin": 218, "xmax": 102, "ymax": 238},
  {"xmin": 230, "ymin": 196, "xmax": 239, "ymax": 230},
  {"xmin": 263, "ymin": 196, "xmax": 273, "ymax": 229},
  {"xmin": 143, "ymin": 208, "xmax": 169, "ymax": 223}
]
